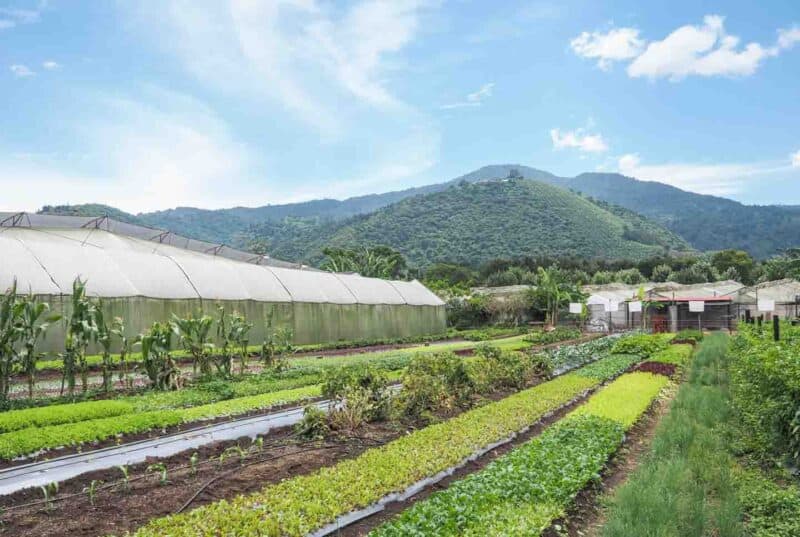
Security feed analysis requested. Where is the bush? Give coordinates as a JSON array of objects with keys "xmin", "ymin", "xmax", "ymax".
[
  {"xmin": 471, "ymin": 348, "xmax": 534, "ymax": 392},
  {"xmin": 610, "ymin": 333, "xmax": 671, "ymax": 358},
  {"xmin": 675, "ymin": 329, "xmax": 704, "ymax": 343},
  {"xmin": 293, "ymin": 405, "xmax": 329, "ymax": 440},
  {"xmin": 523, "ymin": 327, "xmax": 581, "ymax": 346},
  {"xmin": 322, "ymin": 364, "xmax": 392, "ymax": 425},
  {"xmin": 398, "ymin": 352, "xmax": 477, "ymax": 417}
]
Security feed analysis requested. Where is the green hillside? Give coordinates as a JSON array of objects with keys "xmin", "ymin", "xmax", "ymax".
[{"xmin": 258, "ymin": 179, "xmax": 690, "ymax": 267}]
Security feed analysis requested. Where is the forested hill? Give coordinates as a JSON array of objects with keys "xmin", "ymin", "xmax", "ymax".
[
  {"xmin": 38, "ymin": 163, "xmax": 800, "ymax": 259},
  {"xmin": 253, "ymin": 179, "xmax": 690, "ymax": 267}
]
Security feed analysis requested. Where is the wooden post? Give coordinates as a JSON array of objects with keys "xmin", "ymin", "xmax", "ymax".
[{"xmin": 773, "ymin": 315, "xmax": 780, "ymax": 341}]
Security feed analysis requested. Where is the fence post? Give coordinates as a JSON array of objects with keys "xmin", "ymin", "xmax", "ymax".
[{"xmin": 773, "ymin": 315, "xmax": 780, "ymax": 341}]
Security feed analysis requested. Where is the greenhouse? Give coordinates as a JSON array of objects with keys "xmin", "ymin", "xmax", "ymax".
[{"xmin": 0, "ymin": 213, "xmax": 446, "ymax": 350}]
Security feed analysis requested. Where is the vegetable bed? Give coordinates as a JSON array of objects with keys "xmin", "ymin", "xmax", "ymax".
[
  {"xmin": 371, "ymin": 372, "xmax": 668, "ymax": 536},
  {"xmin": 127, "ymin": 372, "xmax": 604, "ymax": 536}
]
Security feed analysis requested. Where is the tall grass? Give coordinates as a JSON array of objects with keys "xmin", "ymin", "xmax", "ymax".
[{"xmin": 601, "ymin": 333, "xmax": 745, "ymax": 537}]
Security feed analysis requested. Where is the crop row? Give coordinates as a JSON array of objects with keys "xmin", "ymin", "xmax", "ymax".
[
  {"xmin": 0, "ymin": 352, "xmax": 417, "ymax": 433},
  {"xmin": 126, "ymin": 345, "xmax": 643, "ymax": 537},
  {"xmin": 372, "ymin": 371, "xmax": 669, "ymax": 536},
  {"xmin": 128, "ymin": 371, "xmax": 603, "ymax": 536},
  {"xmin": 0, "ymin": 382, "xmax": 325, "ymax": 460}
]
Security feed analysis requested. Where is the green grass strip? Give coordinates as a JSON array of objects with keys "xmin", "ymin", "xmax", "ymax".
[
  {"xmin": 649, "ymin": 344, "xmax": 693, "ymax": 366},
  {"xmin": 600, "ymin": 333, "xmax": 746, "ymax": 537},
  {"xmin": 127, "ymin": 372, "xmax": 599, "ymax": 537}
]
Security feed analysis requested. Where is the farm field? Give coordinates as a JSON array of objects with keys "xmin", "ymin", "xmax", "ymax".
[
  {"xmin": 3, "ymin": 327, "xmax": 798, "ymax": 536},
  {"xmin": 0, "ymin": 328, "xmax": 652, "ymax": 535}
]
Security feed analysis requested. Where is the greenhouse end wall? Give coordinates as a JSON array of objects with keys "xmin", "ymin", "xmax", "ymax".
[{"xmin": 34, "ymin": 295, "xmax": 447, "ymax": 353}]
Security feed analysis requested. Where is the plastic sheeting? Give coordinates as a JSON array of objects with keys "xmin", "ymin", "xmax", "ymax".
[{"xmin": 0, "ymin": 225, "xmax": 446, "ymax": 348}]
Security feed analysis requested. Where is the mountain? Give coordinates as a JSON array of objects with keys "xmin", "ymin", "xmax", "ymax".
[
  {"xmin": 251, "ymin": 179, "xmax": 690, "ymax": 267},
  {"xmin": 37, "ymin": 163, "xmax": 800, "ymax": 259}
]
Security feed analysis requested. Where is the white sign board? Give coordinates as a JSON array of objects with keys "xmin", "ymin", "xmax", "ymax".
[
  {"xmin": 605, "ymin": 300, "xmax": 619, "ymax": 312},
  {"xmin": 569, "ymin": 302, "xmax": 583, "ymax": 314},
  {"xmin": 688, "ymin": 300, "xmax": 705, "ymax": 313},
  {"xmin": 628, "ymin": 300, "xmax": 642, "ymax": 313},
  {"xmin": 757, "ymin": 299, "xmax": 775, "ymax": 312}
]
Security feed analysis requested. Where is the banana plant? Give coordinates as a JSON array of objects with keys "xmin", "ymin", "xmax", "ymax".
[
  {"xmin": 171, "ymin": 313, "xmax": 215, "ymax": 376},
  {"xmin": 215, "ymin": 307, "xmax": 252, "ymax": 376}
]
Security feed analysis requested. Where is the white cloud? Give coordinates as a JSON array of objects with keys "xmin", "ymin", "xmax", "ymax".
[
  {"xmin": 573, "ymin": 16, "xmax": 800, "ymax": 81},
  {"xmin": 42, "ymin": 60, "xmax": 59, "ymax": 70},
  {"xmin": 550, "ymin": 128, "xmax": 608, "ymax": 153},
  {"xmin": 121, "ymin": 0, "xmax": 441, "ymax": 199},
  {"xmin": 9, "ymin": 64, "xmax": 34, "ymax": 77},
  {"xmin": 0, "ymin": 87, "xmax": 255, "ymax": 213},
  {"xmin": 792, "ymin": 150, "xmax": 800, "ymax": 168},
  {"xmin": 616, "ymin": 153, "xmax": 794, "ymax": 196},
  {"xmin": 778, "ymin": 26, "xmax": 800, "ymax": 49},
  {"xmin": 0, "ymin": 5, "xmax": 42, "ymax": 29},
  {"xmin": 440, "ymin": 82, "xmax": 494, "ymax": 109},
  {"xmin": 570, "ymin": 27, "xmax": 644, "ymax": 70}
]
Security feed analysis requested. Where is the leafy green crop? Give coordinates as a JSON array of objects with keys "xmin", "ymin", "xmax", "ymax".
[
  {"xmin": 574, "ymin": 354, "xmax": 641, "ymax": 380},
  {"xmin": 128, "ymin": 373, "xmax": 598, "ymax": 537},
  {"xmin": 610, "ymin": 333, "xmax": 672, "ymax": 358},
  {"xmin": 650, "ymin": 344, "xmax": 693, "ymax": 366},
  {"xmin": 373, "ymin": 370, "xmax": 668, "ymax": 536},
  {"xmin": 570, "ymin": 371, "xmax": 668, "ymax": 428}
]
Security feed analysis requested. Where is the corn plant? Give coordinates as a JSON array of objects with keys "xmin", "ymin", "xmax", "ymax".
[
  {"xmin": 15, "ymin": 293, "xmax": 60, "ymax": 399},
  {"xmin": 216, "ymin": 308, "xmax": 252, "ymax": 377},
  {"xmin": 61, "ymin": 278, "xmax": 97, "ymax": 395},
  {"xmin": 83, "ymin": 479, "xmax": 103, "ymax": 506},
  {"xmin": 219, "ymin": 445, "xmax": 246, "ymax": 467},
  {"xmin": 146, "ymin": 463, "xmax": 168, "ymax": 485},
  {"xmin": 189, "ymin": 451, "xmax": 200, "ymax": 476},
  {"xmin": 40, "ymin": 481, "xmax": 58, "ymax": 512},
  {"xmin": 171, "ymin": 313, "xmax": 215, "ymax": 377},
  {"xmin": 0, "ymin": 280, "xmax": 21, "ymax": 402},
  {"xmin": 92, "ymin": 304, "xmax": 115, "ymax": 392},
  {"xmin": 118, "ymin": 465, "xmax": 130, "ymax": 492},
  {"xmin": 111, "ymin": 317, "xmax": 133, "ymax": 390},
  {"xmin": 139, "ymin": 321, "xmax": 181, "ymax": 391},
  {"xmin": 261, "ymin": 313, "xmax": 293, "ymax": 371}
]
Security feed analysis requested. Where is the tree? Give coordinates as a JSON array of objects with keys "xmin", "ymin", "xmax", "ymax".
[
  {"xmin": 711, "ymin": 249, "xmax": 756, "ymax": 284},
  {"xmin": 651, "ymin": 264, "xmax": 672, "ymax": 282},
  {"xmin": 321, "ymin": 246, "xmax": 408, "ymax": 279},
  {"xmin": 528, "ymin": 266, "xmax": 586, "ymax": 326},
  {"xmin": 615, "ymin": 268, "xmax": 646, "ymax": 285}
]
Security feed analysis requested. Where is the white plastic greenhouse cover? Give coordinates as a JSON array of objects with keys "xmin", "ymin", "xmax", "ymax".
[{"xmin": 0, "ymin": 223, "xmax": 445, "ymax": 306}]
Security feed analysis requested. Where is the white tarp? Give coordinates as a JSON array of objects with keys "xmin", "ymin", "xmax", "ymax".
[
  {"xmin": 689, "ymin": 301, "xmax": 705, "ymax": 312},
  {"xmin": 757, "ymin": 299, "xmax": 775, "ymax": 312},
  {"xmin": 568, "ymin": 302, "xmax": 583, "ymax": 314},
  {"xmin": 628, "ymin": 300, "xmax": 642, "ymax": 313}
]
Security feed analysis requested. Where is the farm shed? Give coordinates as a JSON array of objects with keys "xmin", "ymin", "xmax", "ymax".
[
  {"xmin": 0, "ymin": 213, "xmax": 446, "ymax": 351},
  {"xmin": 638, "ymin": 280, "xmax": 743, "ymax": 332},
  {"xmin": 733, "ymin": 278, "xmax": 800, "ymax": 321},
  {"xmin": 583, "ymin": 282, "xmax": 656, "ymax": 332}
]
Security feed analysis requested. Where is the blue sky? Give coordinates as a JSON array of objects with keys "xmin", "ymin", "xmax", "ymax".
[{"xmin": 1, "ymin": 0, "xmax": 799, "ymax": 212}]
